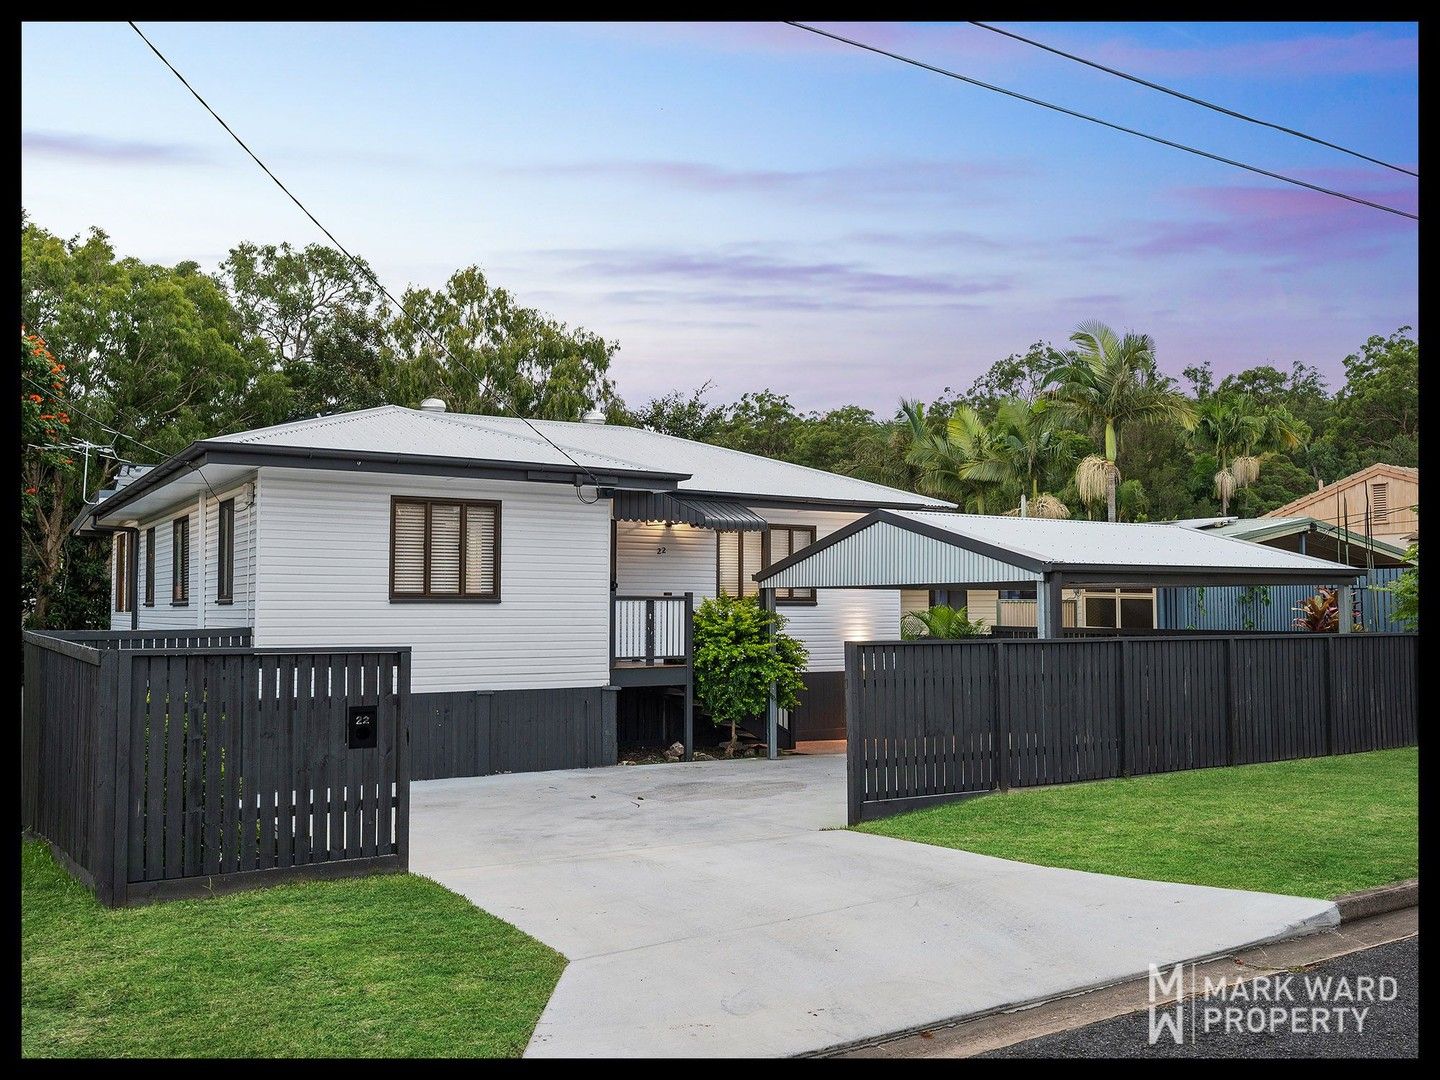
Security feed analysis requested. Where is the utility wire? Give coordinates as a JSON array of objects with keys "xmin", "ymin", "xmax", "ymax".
[
  {"xmin": 786, "ymin": 21, "xmax": 1418, "ymax": 221},
  {"xmin": 21, "ymin": 372, "xmax": 224, "ymax": 504},
  {"xmin": 127, "ymin": 20, "xmax": 604, "ymax": 495},
  {"xmin": 968, "ymin": 21, "xmax": 1417, "ymax": 178}
]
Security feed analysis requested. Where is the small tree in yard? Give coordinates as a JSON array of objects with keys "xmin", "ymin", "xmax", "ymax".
[
  {"xmin": 692, "ymin": 594, "xmax": 808, "ymax": 756},
  {"xmin": 1383, "ymin": 542, "xmax": 1418, "ymax": 630}
]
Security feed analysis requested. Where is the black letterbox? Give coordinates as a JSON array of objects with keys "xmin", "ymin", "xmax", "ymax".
[{"xmin": 348, "ymin": 705, "xmax": 378, "ymax": 749}]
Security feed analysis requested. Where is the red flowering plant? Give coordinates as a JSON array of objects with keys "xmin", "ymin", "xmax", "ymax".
[{"xmin": 20, "ymin": 326, "xmax": 74, "ymax": 491}]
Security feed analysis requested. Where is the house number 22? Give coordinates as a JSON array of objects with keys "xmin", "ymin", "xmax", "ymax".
[{"xmin": 657, "ymin": 546, "xmax": 667, "ymax": 554}]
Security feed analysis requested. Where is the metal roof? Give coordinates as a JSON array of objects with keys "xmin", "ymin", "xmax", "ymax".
[
  {"xmin": 210, "ymin": 406, "xmax": 946, "ymax": 508},
  {"xmin": 1177, "ymin": 515, "xmax": 1412, "ymax": 564},
  {"xmin": 756, "ymin": 509, "xmax": 1363, "ymax": 589},
  {"xmin": 611, "ymin": 491, "xmax": 768, "ymax": 531}
]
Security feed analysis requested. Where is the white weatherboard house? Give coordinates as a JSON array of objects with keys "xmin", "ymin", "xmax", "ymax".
[{"xmin": 80, "ymin": 403, "xmax": 950, "ymax": 778}]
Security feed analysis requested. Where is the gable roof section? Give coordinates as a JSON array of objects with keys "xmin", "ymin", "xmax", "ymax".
[
  {"xmin": 1200, "ymin": 517, "xmax": 1412, "ymax": 563},
  {"xmin": 437, "ymin": 413, "xmax": 948, "ymax": 508},
  {"xmin": 87, "ymin": 406, "xmax": 947, "ymax": 527},
  {"xmin": 1265, "ymin": 463, "xmax": 1418, "ymax": 520},
  {"xmin": 756, "ymin": 509, "xmax": 1362, "ymax": 590}
]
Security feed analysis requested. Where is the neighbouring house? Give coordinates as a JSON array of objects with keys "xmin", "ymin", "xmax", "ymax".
[
  {"xmin": 1264, "ymin": 463, "xmax": 1418, "ymax": 545},
  {"xmin": 75, "ymin": 403, "xmax": 950, "ymax": 776}
]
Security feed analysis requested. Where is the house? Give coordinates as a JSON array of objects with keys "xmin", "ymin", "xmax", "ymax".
[
  {"xmin": 1264, "ymin": 463, "xmax": 1418, "ymax": 545},
  {"xmin": 1154, "ymin": 515, "xmax": 1414, "ymax": 632},
  {"xmin": 77, "ymin": 403, "xmax": 950, "ymax": 777}
]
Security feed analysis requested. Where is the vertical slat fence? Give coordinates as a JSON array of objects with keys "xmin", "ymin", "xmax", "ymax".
[{"xmin": 847, "ymin": 633, "xmax": 1418, "ymax": 824}]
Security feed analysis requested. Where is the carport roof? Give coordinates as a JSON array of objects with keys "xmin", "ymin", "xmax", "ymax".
[{"xmin": 754, "ymin": 508, "xmax": 1364, "ymax": 589}]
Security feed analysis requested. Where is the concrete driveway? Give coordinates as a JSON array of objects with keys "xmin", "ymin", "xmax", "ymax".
[{"xmin": 410, "ymin": 755, "xmax": 1338, "ymax": 1058}]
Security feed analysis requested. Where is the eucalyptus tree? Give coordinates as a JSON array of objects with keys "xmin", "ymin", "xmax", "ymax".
[{"xmin": 1043, "ymin": 320, "xmax": 1197, "ymax": 521}]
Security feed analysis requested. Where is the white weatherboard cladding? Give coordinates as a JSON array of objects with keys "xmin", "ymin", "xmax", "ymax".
[
  {"xmin": 615, "ymin": 521, "xmax": 716, "ymax": 596},
  {"xmin": 109, "ymin": 482, "xmax": 257, "ymax": 631},
  {"xmin": 614, "ymin": 509, "xmax": 900, "ymax": 673},
  {"xmin": 762, "ymin": 520, "xmax": 1043, "ymax": 590},
  {"xmin": 252, "ymin": 469, "xmax": 610, "ymax": 693}
]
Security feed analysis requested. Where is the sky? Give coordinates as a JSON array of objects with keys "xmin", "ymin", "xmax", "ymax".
[{"xmin": 20, "ymin": 21, "xmax": 1419, "ymax": 413}]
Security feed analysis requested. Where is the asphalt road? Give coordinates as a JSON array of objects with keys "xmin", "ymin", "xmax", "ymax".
[{"xmin": 985, "ymin": 936, "xmax": 1418, "ymax": 1059}]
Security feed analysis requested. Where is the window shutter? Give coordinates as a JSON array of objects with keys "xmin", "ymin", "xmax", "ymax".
[
  {"xmin": 464, "ymin": 504, "xmax": 497, "ymax": 595},
  {"xmin": 742, "ymin": 530, "xmax": 762, "ymax": 597},
  {"xmin": 392, "ymin": 502, "xmax": 427, "ymax": 595},
  {"xmin": 428, "ymin": 504, "xmax": 462, "ymax": 593},
  {"xmin": 717, "ymin": 532, "xmax": 739, "ymax": 597},
  {"xmin": 1372, "ymin": 482, "xmax": 1389, "ymax": 522}
]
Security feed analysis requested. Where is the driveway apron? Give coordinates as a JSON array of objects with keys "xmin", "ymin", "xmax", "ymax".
[{"xmin": 409, "ymin": 755, "xmax": 1338, "ymax": 1058}]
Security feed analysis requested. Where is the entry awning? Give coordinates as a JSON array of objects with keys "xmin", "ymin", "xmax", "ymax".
[{"xmin": 612, "ymin": 490, "xmax": 768, "ymax": 531}]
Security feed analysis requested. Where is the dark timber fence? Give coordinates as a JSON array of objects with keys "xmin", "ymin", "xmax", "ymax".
[
  {"xmin": 844, "ymin": 633, "xmax": 1418, "ymax": 824},
  {"xmin": 22, "ymin": 630, "xmax": 409, "ymax": 906}
]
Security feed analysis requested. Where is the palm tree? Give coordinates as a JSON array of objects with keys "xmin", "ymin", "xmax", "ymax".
[
  {"xmin": 901, "ymin": 605, "xmax": 989, "ymax": 639},
  {"xmin": 899, "ymin": 400, "xmax": 1006, "ymax": 513},
  {"xmin": 1044, "ymin": 320, "xmax": 1197, "ymax": 521},
  {"xmin": 1192, "ymin": 394, "xmax": 1309, "ymax": 514},
  {"xmin": 988, "ymin": 398, "xmax": 1078, "ymax": 515}
]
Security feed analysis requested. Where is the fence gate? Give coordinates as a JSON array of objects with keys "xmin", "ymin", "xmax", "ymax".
[{"xmin": 123, "ymin": 650, "xmax": 409, "ymax": 903}]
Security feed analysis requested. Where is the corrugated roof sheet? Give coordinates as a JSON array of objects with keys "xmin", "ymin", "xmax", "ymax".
[
  {"xmin": 872, "ymin": 510, "xmax": 1357, "ymax": 573},
  {"xmin": 612, "ymin": 491, "xmax": 768, "ymax": 530},
  {"xmin": 212, "ymin": 406, "xmax": 944, "ymax": 508}
]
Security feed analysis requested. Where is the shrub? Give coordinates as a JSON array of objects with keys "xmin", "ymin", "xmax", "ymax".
[
  {"xmin": 901, "ymin": 604, "xmax": 989, "ymax": 639},
  {"xmin": 692, "ymin": 594, "xmax": 807, "ymax": 755}
]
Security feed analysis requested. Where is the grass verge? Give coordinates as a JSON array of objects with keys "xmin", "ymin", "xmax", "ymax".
[
  {"xmin": 21, "ymin": 841, "xmax": 565, "ymax": 1058},
  {"xmin": 856, "ymin": 748, "xmax": 1417, "ymax": 899}
]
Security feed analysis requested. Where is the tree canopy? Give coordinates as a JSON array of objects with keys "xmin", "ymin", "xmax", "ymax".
[{"xmin": 18, "ymin": 214, "xmax": 1419, "ymax": 628}]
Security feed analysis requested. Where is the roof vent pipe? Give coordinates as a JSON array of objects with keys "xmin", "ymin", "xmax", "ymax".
[
  {"xmin": 419, "ymin": 398, "xmax": 447, "ymax": 413},
  {"xmin": 581, "ymin": 408, "xmax": 606, "ymax": 424}
]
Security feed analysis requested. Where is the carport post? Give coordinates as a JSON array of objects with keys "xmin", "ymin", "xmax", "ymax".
[
  {"xmin": 1338, "ymin": 584, "xmax": 1356, "ymax": 634},
  {"xmin": 761, "ymin": 587, "xmax": 780, "ymax": 759},
  {"xmin": 1036, "ymin": 574, "xmax": 1064, "ymax": 639},
  {"xmin": 683, "ymin": 592, "xmax": 695, "ymax": 761}
]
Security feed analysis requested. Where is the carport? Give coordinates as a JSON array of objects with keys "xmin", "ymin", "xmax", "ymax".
[{"xmin": 751, "ymin": 509, "xmax": 1364, "ymax": 757}]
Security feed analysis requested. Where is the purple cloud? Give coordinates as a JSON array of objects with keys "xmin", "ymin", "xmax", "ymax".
[
  {"xmin": 542, "ymin": 246, "xmax": 1011, "ymax": 312},
  {"xmin": 507, "ymin": 158, "xmax": 1029, "ymax": 203},
  {"xmin": 23, "ymin": 130, "xmax": 212, "ymax": 165},
  {"xmin": 1131, "ymin": 183, "xmax": 1416, "ymax": 261},
  {"xmin": 1077, "ymin": 28, "xmax": 1418, "ymax": 78}
]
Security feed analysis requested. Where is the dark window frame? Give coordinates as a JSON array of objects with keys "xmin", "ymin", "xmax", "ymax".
[
  {"xmin": 389, "ymin": 496, "xmax": 503, "ymax": 602},
  {"xmin": 765, "ymin": 524, "xmax": 818, "ymax": 606},
  {"xmin": 216, "ymin": 498, "xmax": 235, "ymax": 604},
  {"xmin": 171, "ymin": 516, "xmax": 190, "ymax": 606},
  {"xmin": 114, "ymin": 531, "xmax": 132, "ymax": 613},
  {"xmin": 144, "ymin": 526, "xmax": 155, "ymax": 607},
  {"xmin": 715, "ymin": 524, "xmax": 818, "ymax": 605}
]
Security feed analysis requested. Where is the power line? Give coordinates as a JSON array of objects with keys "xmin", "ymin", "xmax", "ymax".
[
  {"xmin": 126, "ymin": 20, "xmax": 604, "ymax": 495},
  {"xmin": 968, "ymin": 21, "xmax": 1417, "ymax": 179},
  {"xmin": 786, "ymin": 21, "xmax": 1418, "ymax": 221},
  {"xmin": 21, "ymin": 372, "xmax": 224, "ymax": 504}
]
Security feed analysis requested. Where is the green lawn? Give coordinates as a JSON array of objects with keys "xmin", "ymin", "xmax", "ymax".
[
  {"xmin": 21, "ymin": 842, "xmax": 565, "ymax": 1058},
  {"xmin": 857, "ymin": 748, "xmax": 1417, "ymax": 899}
]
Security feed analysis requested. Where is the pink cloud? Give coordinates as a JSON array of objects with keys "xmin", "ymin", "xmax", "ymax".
[
  {"xmin": 1078, "ymin": 28, "xmax": 1417, "ymax": 78},
  {"xmin": 1132, "ymin": 182, "xmax": 1416, "ymax": 259}
]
